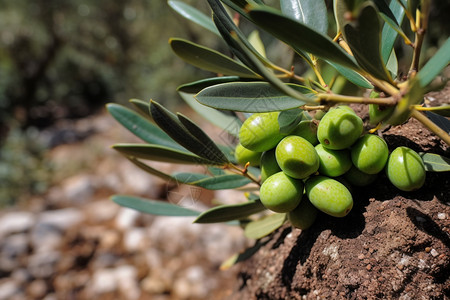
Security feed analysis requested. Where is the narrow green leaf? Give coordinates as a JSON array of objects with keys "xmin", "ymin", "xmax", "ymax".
[
  {"xmin": 248, "ymin": 7, "xmax": 359, "ymax": 70},
  {"xmin": 208, "ymin": 0, "xmax": 274, "ymax": 72},
  {"xmin": 425, "ymin": 111, "xmax": 450, "ymax": 133},
  {"xmin": 196, "ymin": 82, "xmax": 316, "ymax": 112},
  {"xmin": 113, "ymin": 144, "xmax": 217, "ymax": 165},
  {"xmin": 170, "ymin": 38, "xmax": 259, "ymax": 78},
  {"xmin": 278, "ymin": 108, "xmax": 311, "ymax": 134},
  {"xmin": 248, "ymin": 30, "xmax": 267, "ymax": 58},
  {"xmin": 174, "ymin": 173, "xmax": 252, "ymax": 190},
  {"xmin": 179, "ymin": 91, "xmax": 242, "ymax": 137},
  {"xmin": 386, "ymin": 48, "xmax": 398, "ymax": 77},
  {"xmin": 126, "ymin": 157, "xmax": 174, "ymax": 181},
  {"xmin": 423, "ymin": 106, "xmax": 450, "ymax": 118},
  {"xmin": 381, "ymin": 0, "xmax": 405, "ymax": 64},
  {"xmin": 194, "ymin": 200, "xmax": 266, "ymax": 223},
  {"xmin": 419, "ymin": 153, "xmax": 450, "ymax": 172},
  {"xmin": 168, "ymin": 0, "xmax": 220, "ymax": 36},
  {"xmin": 177, "ymin": 76, "xmax": 242, "ymax": 93},
  {"xmin": 417, "ymin": 38, "xmax": 450, "ymax": 88},
  {"xmin": 333, "ymin": 0, "xmax": 366, "ymax": 34},
  {"xmin": 177, "ymin": 113, "xmax": 230, "ymax": 163},
  {"xmin": 129, "ymin": 99, "xmax": 151, "ymax": 118},
  {"xmin": 343, "ymin": 3, "xmax": 394, "ymax": 83},
  {"xmin": 244, "ymin": 213, "xmax": 286, "ymax": 239},
  {"xmin": 280, "ymin": 0, "xmax": 328, "ymax": 35},
  {"xmin": 373, "ymin": 0, "xmax": 398, "ymax": 26},
  {"xmin": 220, "ymin": 240, "xmax": 267, "ymax": 270},
  {"xmin": 150, "ymin": 100, "xmax": 227, "ymax": 164},
  {"xmin": 112, "ymin": 195, "xmax": 200, "ymax": 216},
  {"xmin": 107, "ymin": 103, "xmax": 186, "ymax": 151},
  {"xmin": 326, "ymin": 61, "xmax": 373, "ymax": 88}
]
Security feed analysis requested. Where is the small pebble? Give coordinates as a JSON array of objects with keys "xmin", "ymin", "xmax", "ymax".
[
  {"xmin": 430, "ymin": 249, "xmax": 439, "ymax": 257},
  {"xmin": 425, "ymin": 247, "xmax": 431, "ymax": 253},
  {"xmin": 437, "ymin": 213, "xmax": 446, "ymax": 220},
  {"xmin": 366, "ymin": 264, "xmax": 372, "ymax": 271},
  {"xmin": 358, "ymin": 254, "xmax": 365, "ymax": 260}
]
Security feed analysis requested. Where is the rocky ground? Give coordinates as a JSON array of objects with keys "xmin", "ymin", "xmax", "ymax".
[{"xmin": 0, "ymin": 109, "xmax": 249, "ymax": 300}]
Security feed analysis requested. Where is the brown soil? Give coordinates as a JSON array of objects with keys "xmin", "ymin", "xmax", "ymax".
[{"xmin": 229, "ymin": 90, "xmax": 450, "ymax": 299}]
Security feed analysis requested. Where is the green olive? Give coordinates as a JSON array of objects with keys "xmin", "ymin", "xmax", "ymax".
[
  {"xmin": 305, "ymin": 176, "xmax": 353, "ymax": 217},
  {"xmin": 260, "ymin": 148, "xmax": 281, "ymax": 183},
  {"xmin": 315, "ymin": 144, "xmax": 352, "ymax": 177},
  {"xmin": 317, "ymin": 108, "xmax": 363, "ymax": 150},
  {"xmin": 239, "ymin": 112, "xmax": 284, "ymax": 152},
  {"xmin": 290, "ymin": 120, "xmax": 319, "ymax": 145},
  {"xmin": 351, "ymin": 134, "xmax": 388, "ymax": 174},
  {"xmin": 234, "ymin": 143, "xmax": 261, "ymax": 167},
  {"xmin": 344, "ymin": 165, "xmax": 378, "ymax": 187},
  {"xmin": 288, "ymin": 196, "xmax": 318, "ymax": 230},
  {"xmin": 276, "ymin": 136, "xmax": 319, "ymax": 179},
  {"xmin": 386, "ymin": 147, "xmax": 426, "ymax": 191},
  {"xmin": 259, "ymin": 171, "xmax": 304, "ymax": 213}
]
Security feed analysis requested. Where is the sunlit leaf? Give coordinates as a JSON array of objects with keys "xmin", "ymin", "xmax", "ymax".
[
  {"xmin": 381, "ymin": 0, "xmax": 405, "ymax": 64},
  {"xmin": 168, "ymin": 0, "xmax": 220, "ymax": 36},
  {"xmin": 326, "ymin": 61, "xmax": 373, "ymax": 89},
  {"xmin": 178, "ymin": 91, "xmax": 242, "ymax": 138},
  {"xmin": 112, "ymin": 195, "xmax": 200, "ymax": 216},
  {"xmin": 196, "ymin": 82, "xmax": 316, "ymax": 112},
  {"xmin": 113, "ymin": 144, "xmax": 217, "ymax": 165},
  {"xmin": 416, "ymin": 38, "xmax": 450, "ymax": 88},
  {"xmin": 343, "ymin": 3, "xmax": 394, "ymax": 83},
  {"xmin": 244, "ymin": 213, "xmax": 286, "ymax": 239},
  {"xmin": 419, "ymin": 153, "xmax": 450, "ymax": 172},
  {"xmin": 170, "ymin": 38, "xmax": 259, "ymax": 78},
  {"xmin": 248, "ymin": 7, "xmax": 359, "ymax": 70},
  {"xmin": 107, "ymin": 103, "xmax": 186, "ymax": 151},
  {"xmin": 194, "ymin": 200, "xmax": 266, "ymax": 223},
  {"xmin": 386, "ymin": 48, "xmax": 398, "ymax": 77},
  {"xmin": 248, "ymin": 30, "xmax": 266, "ymax": 58},
  {"xmin": 280, "ymin": 0, "xmax": 328, "ymax": 35}
]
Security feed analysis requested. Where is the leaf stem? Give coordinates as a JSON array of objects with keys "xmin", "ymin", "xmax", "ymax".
[
  {"xmin": 395, "ymin": 0, "xmax": 417, "ymax": 32},
  {"xmin": 411, "ymin": 109, "xmax": 450, "ymax": 146},
  {"xmin": 227, "ymin": 163, "xmax": 261, "ymax": 186},
  {"xmin": 409, "ymin": 5, "xmax": 430, "ymax": 76},
  {"xmin": 317, "ymin": 93, "xmax": 397, "ymax": 106}
]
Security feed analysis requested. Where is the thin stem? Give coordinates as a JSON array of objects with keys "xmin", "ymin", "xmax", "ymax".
[
  {"xmin": 411, "ymin": 109, "xmax": 450, "ymax": 146},
  {"xmin": 317, "ymin": 93, "xmax": 397, "ymax": 106},
  {"xmin": 409, "ymin": 3, "xmax": 430, "ymax": 76},
  {"xmin": 396, "ymin": 0, "xmax": 417, "ymax": 32},
  {"xmin": 227, "ymin": 163, "xmax": 261, "ymax": 186},
  {"xmin": 272, "ymin": 64, "xmax": 305, "ymax": 84},
  {"xmin": 310, "ymin": 56, "xmax": 328, "ymax": 89}
]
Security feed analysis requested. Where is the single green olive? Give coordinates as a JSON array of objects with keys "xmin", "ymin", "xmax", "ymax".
[
  {"xmin": 276, "ymin": 135, "xmax": 319, "ymax": 179},
  {"xmin": 305, "ymin": 176, "xmax": 353, "ymax": 217},
  {"xmin": 344, "ymin": 165, "xmax": 378, "ymax": 187},
  {"xmin": 386, "ymin": 147, "xmax": 426, "ymax": 191},
  {"xmin": 260, "ymin": 148, "xmax": 281, "ymax": 183},
  {"xmin": 317, "ymin": 108, "xmax": 363, "ymax": 150},
  {"xmin": 259, "ymin": 171, "xmax": 304, "ymax": 213},
  {"xmin": 351, "ymin": 134, "xmax": 389, "ymax": 174},
  {"xmin": 290, "ymin": 120, "xmax": 319, "ymax": 146},
  {"xmin": 315, "ymin": 144, "xmax": 352, "ymax": 177},
  {"xmin": 239, "ymin": 112, "xmax": 284, "ymax": 152},
  {"xmin": 234, "ymin": 143, "xmax": 261, "ymax": 167},
  {"xmin": 288, "ymin": 195, "xmax": 318, "ymax": 230}
]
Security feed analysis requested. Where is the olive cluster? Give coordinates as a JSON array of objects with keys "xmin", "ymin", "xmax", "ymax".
[{"xmin": 235, "ymin": 107, "xmax": 426, "ymax": 229}]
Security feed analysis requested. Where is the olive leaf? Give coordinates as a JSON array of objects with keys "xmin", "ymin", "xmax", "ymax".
[
  {"xmin": 244, "ymin": 213, "xmax": 287, "ymax": 239},
  {"xmin": 112, "ymin": 195, "xmax": 200, "ymax": 216},
  {"xmin": 194, "ymin": 200, "xmax": 266, "ymax": 223},
  {"xmin": 419, "ymin": 153, "xmax": 450, "ymax": 172},
  {"xmin": 280, "ymin": 0, "xmax": 328, "ymax": 35}
]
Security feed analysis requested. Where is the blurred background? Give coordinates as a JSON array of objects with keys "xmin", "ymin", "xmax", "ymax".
[{"xmin": 0, "ymin": 0, "xmax": 448, "ymax": 299}]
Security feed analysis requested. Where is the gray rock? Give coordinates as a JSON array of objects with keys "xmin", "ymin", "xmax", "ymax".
[
  {"xmin": 123, "ymin": 228, "xmax": 146, "ymax": 252},
  {"xmin": 27, "ymin": 251, "xmax": 61, "ymax": 279},
  {"xmin": 30, "ymin": 223, "xmax": 62, "ymax": 252},
  {"xmin": 0, "ymin": 212, "xmax": 35, "ymax": 237},
  {"xmin": 0, "ymin": 280, "xmax": 21, "ymax": 300},
  {"xmin": 1, "ymin": 234, "xmax": 29, "ymax": 258},
  {"xmin": 37, "ymin": 208, "xmax": 84, "ymax": 231},
  {"xmin": 61, "ymin": 175, "xmax": 95, "ymax": 204},
  {"xmin": 115, "ymin": 208, "xmax": 140, "ymax": 230},
  {"xmin": 90, "ymin": 268, "xmax": 118, "ymax": 294}
]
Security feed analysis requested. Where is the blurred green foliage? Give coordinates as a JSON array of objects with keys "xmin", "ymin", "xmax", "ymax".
[{"xmin": 0, "ymin": 0, "xmax": 216, "ymax": 129}]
